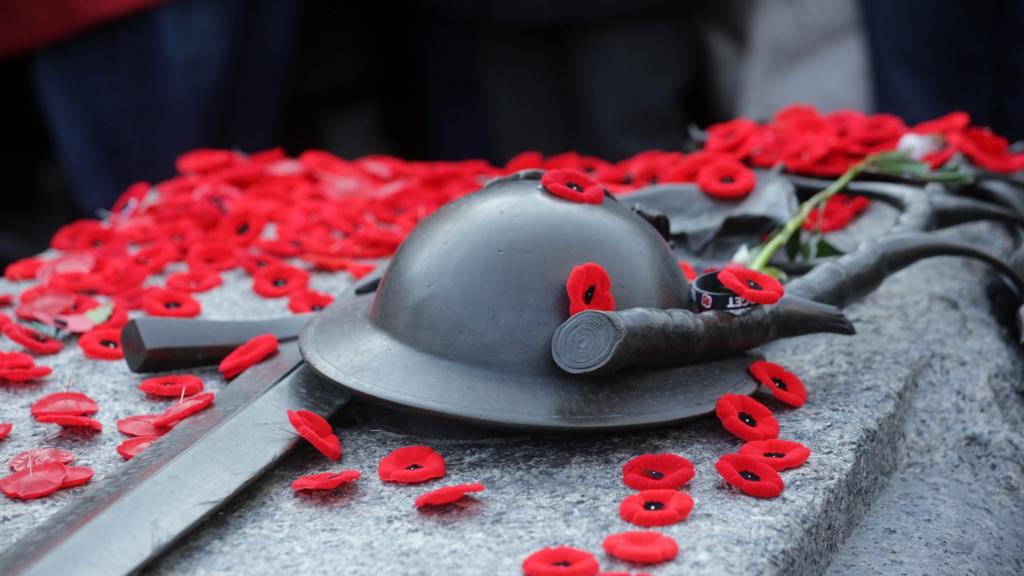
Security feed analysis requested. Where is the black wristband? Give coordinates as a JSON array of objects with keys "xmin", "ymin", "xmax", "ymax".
[{"xmin": 690, "ymin": 271, "xmax": 757, "ymax": 312}]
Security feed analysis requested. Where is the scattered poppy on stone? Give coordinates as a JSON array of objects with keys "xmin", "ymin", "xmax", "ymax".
[
  {"xmin": 167, "ymin": 269, "xmax": 223, "ymax": 293},
  {"xmin": 117, "ymin": 415, "xmax": 173, "ymax": 437},
  {"xmin": 142, "ymin": 288, "xmax": 201, "ymax": 318},
  {"xmin": 0, "ymin": 294, "xmax": 12, "ymax": 307},
  {"xmin": 219, "ymin": 333, "xmax": 279, "ymax": 379},
  {"xmin": 3, "ymin": 323, "xmax": 63, "ymax": 355},
  {"xmin": 288, "ymin": 289, "xmax": 335, "ymax": 314},
  {"xmin": 566, "ymin": 263, "xmax": 615, "ymax": 316},
  {"xmin": 5, "ymin": 256, "xmax": 43, "ymax": 281},
  {"xmin": 36, "ymin": 414, "xmax": 103, "ymax": 432},
  {"xmin": 152, "ymin": 392, "xmax": 215, "ymax": 427},
  {"xmin": 287, "ymin": 409, "xmax": 342, "ymax": 461},
  {"xmin": 240, "ymin": 252, "xmax": 284, "ymax": 275},
  {"xmin": 415, "ymin": 483, "xmax": 486, "ymax": 508},
  {"xmin": 132, "ymin": 243, "xmax": 178, "ymax": 274},
  {"xmin": 715, "ymin": 394, "xmax": 779, "ymax": 442},
  {"xmin": 696, "ymin": 157, "xmax": 756, "ymax": 200},
  {"xmin": 139, "ymin": 374, "xmax": 204, "ymax": 398},
  {"xmin": 185, "ymin": 243, "xmax": 240, "ymax": 272},
  {"xmin": 747, "ymin": 360, "xmax": 807, "ymax": 407},
  {"xmin": 252, "ymin": 263, "xmax": 310, "ymax": 298},
  {"xmin": 79, "ymin": 327, "xmax": 124, "ymax": 360},
  {"xmin": 117, "ymin": 436, "xmax": 159, "ymax": 460},
  {"xmin": 738, "ymin": 439, "xmax": 811, "ymax": 471},
  {"xmin": 9, "ymin": 448, "xmax": 75, "ymax": 471},
  {"xmin": 618, "ymin": 489, "xmax": 694, "ymax": 527},
  {"xmin": 291, "ymin": 470, "xmax": 361, "ymax": 492},
  {"xmin": 602, "ymin": 531, "xmax": 679, "ymax": 565},
  {"xmin": 715, "ymin": 453, "xmax": 784, "ymax": 498},
  {"xmin": 61, "ymin": 466, "xmax": 95, "ymax": 488},
  {"xmin": 521, "ymin": 546, "xmax": 600, "ymax": 576},
  {"xmin": 0, "ymin": 423, "xmax": 10, "ymax": 440},
  {"xmin": 378, "ymin": 445, "xmax": 446, "ymax": 484},
  {"xmin": 541, "ymin": 169, "xmax": 604, "ymax": 205},
  {"xmin": 678, "ymin": 260, "xmax": 697, "ymax": 281},
  {"xmin": 705, "ymin": 118, "xmax": 759, "ymax": 157},
  {"xmin": 622, "ymin": 453, "xmax": 694, "ymax": 491},
  {"xmin": 0, "ymin": 363, "xmax": 51, "ymax": 383},
  {"xmin": 0, "ymin": 462, "xmax": 68, "ymax": 500},
  {"xmin": 717, "ymin": 267, "xmax": 784, "ymax": 305},
  {"xmin": 31, "ymin": 392, "xmax": 98, "ymax": 418}
]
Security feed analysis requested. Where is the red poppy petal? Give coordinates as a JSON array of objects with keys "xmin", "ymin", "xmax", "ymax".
[
  {"xmin": 152, "ymin": 392, "xmax": 215, "ymax": 427},
  {"xmin": 61, "ymin": 466, "xmax": 95, "ymax": 489},
  {"xmin": 0, "ymin": 423, "xmax": 10, "ymax": 440},
  {"xmin": 622, "ymin": 453, "xmax": 694, "ymax": 490},
  {"xmin": 602, "ymin": 531, "xmax": 679, "ymax": 565},
  {"xmin": 31, "ymin": 392, "xmax": 98, "ymax": 417},
  {"xmin": 0, "ymin": 462, "xmax": 68, "ymax": 500},
  {"xmin": 566, "ymin": 262, "xmax": 616, "ymax": 316},
  {"xmin": 3, "ymin": 323, "xmax": 63, "ymax": 355},
  {"xmin": 287, "ymin": 289, "xmax": 335, "ymax": 314},
  {"xmin": 166, "ymin": 269, "xmax": 223, "ymax": 293},
  {"xmin": 522, "ymin": 546, "xmax": 600, "ymax": 576},
  {"xmin": 414, "ymin": 483, "xmax": 485, "ymax": 507},
  {"xmin": 142, "ymin": 288, "xmax": 201, "ymax": 318},
  {"xmin": 715, "ymin": 453, "xmax": 784, "ymax": 498},
  {"xmin": 748, "ymin": 360, "xmax": 807, "ymax": 407},
  {"xmin": 697, "ymin": 158, "xmax": 756, "ymax": 200},
  {"xmin": 678, "ymin": 260, "xmax": 697, "ymax": 281},
  {"xmin": 716, "ymin": 267, "xmax": 784, "ymax": 305},
  {"xmin": 117, "ymin": 415, "xmax": 174, "ymax": 437},
  {"xmin": 219, "ymin": 334, "xmax": 279, "ymax": 379},
  {"xmin": 10, "ymin": 448, "xmax": 76, "ymax": 471},
  {"xmin": 252, "ymin": 263, "xmax": 310, "ymax": 298},
  {"xmin": 618, "ymin": 489, "xmax": 694, "ymax": 527},
  {"xmin": 117, "ymin": 436, "xmax": 159, "ymax": 460},
  {"xmin": 36, "ymin": 414, "xmax": 103, "ymax": 431},
  {"xmin": 291, "ymin": 470, "xmax": 361, "ymax": 491},
  {"xmin": 138, "ymin": 374, "xmax": 205, "ymax": 398},
  {"xmin": 715, "ymin": 394, "xmax": 780, "ymax": 442},
  {"xmin": 378, "ymin": 446, "xmax": 446, "ymax": 484},
  {"xmin": 0, "ymin": 365, "xmax": 52, "ymax": 383},
  {"xmin": 541, "ymin": 169, "xmax": 604, "ymax": 204},
  {"xmin": 79, "ymin": 327, "xmax": 124, "ymax": 360},
  {"xmin": 738, "ymin": 439, "xmax": 811, "ymax": 471}
]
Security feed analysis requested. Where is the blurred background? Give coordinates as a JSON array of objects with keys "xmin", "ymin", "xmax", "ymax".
[{"xmin": 1, "ymin": 0, "xmax": 1022, "ymax": 266}]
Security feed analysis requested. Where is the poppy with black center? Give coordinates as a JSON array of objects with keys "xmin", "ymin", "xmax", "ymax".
[
  {"xmin": 696, "ymin": 157, "xmax": 756, "ymax": 199},
  {"xmin": 288, "ymin": 289, "xmax": 335, "ymax": 314},
  {"xmin": 378, "ymin": 446, "xmax": 446, "ymax": 484},
  {"xmin": 252, "ymin": 263, "xmax": 310, "ymax": 298},
  {"xmin": 79, "ymin": 327, "xmax": 124, "ymax": 360},
  {"xmin": 2, "ymin": 323, "xmax": 63, "ymax": 355},
  {"xmin": 739, "ymin": 439, "xmax": 811, "ymax": 471},
  {"xmin": 716, "ymin": 267, "xmax": 784, "ymax": 305},
  {"xmin": 618, "ymin": 489, "xmax": 694, "ymax": 527},
  {"xmin": 540, "ymin": 169, "xmax": 605, "ymax": 205},
  {"xmin": 715, "ymin": 453, "xmax": 784, "ymax": 498},
  {"xmin": 521, "ymin": 546, "xmax": 600, "ymax": 576},
  {"xmin": 621, "ymin": 453, "xmax": 694, "ymax": 491},
  {"xmin": 747, "ymin": 360, "xmax": 807, "ymax": 407},
  {"xmin": 142, "ymin": 288, "xmax": 201, "ymax": 318},
  {"xmin": 715, "ymin": 393, "xmax": 779, "ymax": 442},
  {"xmin": 166, "ymin": 269, "xmax": 223, "ymax": 293},
  {"xmin": 566, "ymin": 263, "xmax": 616, "ymax": 316}
]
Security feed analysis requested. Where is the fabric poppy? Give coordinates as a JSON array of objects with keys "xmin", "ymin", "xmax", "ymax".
[
  {"xmin": 378, "ymin": 445, "xmax": 446, "ymax": 483},
  {"xmin": 0, "ymin": 423, "xmax": 10, "ymax": 440},
  {"xmin": 716, "ymin": 267, "xmax": 784, "ymax": 305},
  {"xmin": 705, "ymin": 117, "xmax": 759, "ymax": 157},
  {"xmin": 619, "ymin": 489, "xmax": 694, "ymax": 527},
  {"xmin": 566, "ymin": 263, "xmax": 615, "ymax": 316},
  {"xmin": 291, "ymin": 470, "xmax": 361, "ymax": 492},
  {"xmin": 5, "ymin": 256, "xmax": 44, "ymax": 281},
  {"xmin": 0, "ymin": 351, "xmax": 50, "ymax": 383},
  {"xmin": 117, "ymin": 415, "xmax": 173, "ymax": 437},
  {"xmin": 239, "ymin": 252, "xmax": 284, "ymax": 275},
  {"xmin": 138, "ymin": 374, "xmax": 204, "ymax": 398},
  {"xmin": 176, "ymin": 148, "xmax": 239, "ymax": 174},
  {"xmin": 31, "ymin": 392, "xmax": 98, "ymax": 417},
  {"xmin": 521, "ymin": 546, "xmax": 600, "ymax": 576},
  {"xmin": 288, "ymin": 289, "xmax": 335, "ymax": 314},
  {"xmin": 621, "ymin": 453, "xmax": 694, "ymax": 491},
  {"xmin": 747, "ymin": 360, "xmax": 807, "ymax": 407},
  {"xmin": 696, "ymin": 157, "xmax": 756, "ymax": 200},
  {"xmin": 185, "ymin": 243, "xmax": 240, "ymax": 272},
  {"xmin": 35, "ymin": 414, "xmax": 103, "ymax": 431},
  {"xmin": 132, "ymin": 243, "xmax": 179, "ymax": 275},
  {"xmin": 541, "ymin": 169, "xmax": 604, "ymax": 205},
  {"xmin": 678, "ymin": 260, "xmax": 697, "ymax": 281},
  {"xmin": 252, "ymin": 263, "xmax": 310, "ymax": 298},
  {"xmin": 166, "ymin": 269, "xmax": 223, "ymax": 293},
  {"xmin": 602, "ymin": 531, "xmax": 678, "ymax": 565},
  {"xmin": 414, "ymin": 483, "xmax": 486, "ymax": 507},
  {"xmin": 802, "ymin": 194, "xmax": 869, "ymax": 233},
  {"xmin": 61, "ymin": 466, "xmax": 95, "ymax": 488},
  {"xmin": 738, "ymin": 439, "xmax": 811, "ymax": 471},
  {"xmin": 142, "ymin": 288, "xmax": 201, "ymax": 318},
  {"xmin": 715, "ymin": 394, "xmax": 779, "ymax": 441},
  {"xmin": 0, "ymin": 294, "xmax": 12, "ymax": 307},
  {"xmin": 78, "ymin": 327, "xmax": 124, "ymax": 360},
  {"xmin": 2, "ymin": 323, "xmax": 63, "ymax": 355},
  {"xmin": 219, "ymin": 333, "xmax": 279, "ymax": 379},
  {"xmin": 117, "ymin": 436, "xmax": 159, "ymax": 460},
  {"xmin": 0, "ymin": 462, "xmax": 68, "ymax": 500},
  {"xmin": 286, "ymin": 409, "xmax": 342, "ymax": 461},
  {"xmin": 9, "ymin": 448, "xmax": 75, "ymax": 471},
  {"xmin": 152, "ymin": 392, "xmax": 215, "ymax": 427},
  {"xmin": 715, "ymin": 453, "xmax": 784, "ymax": 498}
]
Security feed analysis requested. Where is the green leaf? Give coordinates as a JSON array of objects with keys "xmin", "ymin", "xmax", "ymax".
[
  {"xmin": 761, "ymin": 265, "xmax": 788, "ymax": 281},
  {"xmin": 84, "ymin": 302, "xmax": 114, "ymax": 325},
  {"xmin": 816, "ymin": 237, "xmax": 845, "ymax": 258}
]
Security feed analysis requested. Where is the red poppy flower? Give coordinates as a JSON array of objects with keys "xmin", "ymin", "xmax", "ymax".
[
  {"xmin": 31, "ymin": 392, "xmax": 98, "ymax": 417},
  {"xmin": 215, "ymin": 208, "xmax": 267, "ymax": 245},
  {"xmin": 738, "ymin": 439, "xmax": 811, "ymax": 471},
  {"xmin": 378, "ymin": 445, "xmax": 446, "ymax": 483},
  {"xmin": 848, "ymin": 113, "xmax": 906, "ymax": 145},
  {"xmin": 152, "ymin": 392, "xmax": 215, "ymax": 427},
  {"xmin": 0, "ymin": 362, "xmax": 51, "ymax": 383},
  {"xmin": 541, "ymin": 169, "xmax": 604, "ymax": 205},
  {"xmin": 142, "ymin": 288, "xmax": 201, "ymax": 318},
  {"xmin": 219, "ymin": 333, "xmax": 279, "ymax": 379},
  {"xmin": 291, "ymin": 470, "xmax": 361, "ymax": 492},
  {"xmin": 185, "ymin": 243, "xmax": 240, "ymax": 272},
  {"xmin": 0, "ymin": 312, "xmax": 10, "ymax": 328},
  {"xmin": 117, "ymin": 436, "xmax": 159, "ymax": 460},
  {"xmin": 602, "ymin": 531, "xmax": 678, "ymax": 565},
  {"xmin": 622, "ymin": 454, "xmax": 694, "ymax": 491},
  {"xmin": 239, "ymin": 252, "xmax": 284, "ymax": 275},
  {"xmin": 716, "ymin": 267, "xmax": 784, "ymax": 305},
  {"xmin": 414, "ymin": 483, "xmax": 486, "ymax": 508},
  {"xmin": 522, "ymin": 546, "xmax": 600, "ymax": 576},
  {"xmin": 252, "ymin": 263, "xmax": 310, "ymax": 298},
  {"xmin": 0, "ymin": 294, "xmax": 12, "ymax": 307},
  {"xmin": 79, "ymin": 327, "xmax": 124, "ymax": 360},
  {"xmin": 0, "ymin": 462, "xmax": 68, "ymax": 500},
  {"xmin": 286, "ymin": 409, "xmax": 342, "ymax": 461},
  {"xmin": 566, "ymin": 263, "xmax": 615, "ymax": 316},
  {"xmin": 1, "ymin": 351, "xmax": 40, "ymax": 369},
  {"xmin": 36, "ymin": 414, "xmax": 103, "ymax": 431},
  {"xmin": 5, "ymin": 256, "xmax": 44, "ymax": 281},
  {"xmin": 3, "ymin": 323, "xmax": 63, "ymax": 355},
  {"xmin": 166, "ymin": 269, "xmax": 223, "ymax": 293},
  {"xmin": 696, "ymin": 158, "xmax": 756, "ymax": 200},
  {"xmin": 619, "ymin": 489, "xmax": 694, "ymax": 527},
  {"xmin": 705, "ymin": 117, "xmax": 759, "ymax": 157},
  {"xmin": 288, "ymin": 289, "xmax": 335, "ymax": 314},
  {"xmin": 715, "ymin": 394, "xmax": 779, "ymax": 441},
  {"xmin": 678, "ymin": 260, "xmax": 697, "ymax": 281},
  {"xmin": 802, "ymin": 194, "xmax": 869, "ymax": 233},
  {"xmin": 61, "ymin": 466, "xmax": 95, "ymax": 488},
  {"xmin": 9, "ymin": 448, "xmax": 75, "ymax": 471},
  {"xmin": 138, "ymin": 374, "xmax": 204, "ymax": 398},
  {"xmin": 911, "ymin": 111, "xmax": 970, "ymax": 135},
  {"xmin": 747, "ymin": 360, "xmax": 807, "ymax": 407},
  {"xmin": 176, "ymin": 148, "xmax": 238, "ymax": 174},
  {"xmin": 117, "ymin": 415, "xmax": 173, "ymax": 437},
  {"xmin": 715, "ymin": 453, "xmax": 784, "ymax": 498},
  {"xmin": 0, "ymin": 423, "xmax": 11, "ymax": 440}
]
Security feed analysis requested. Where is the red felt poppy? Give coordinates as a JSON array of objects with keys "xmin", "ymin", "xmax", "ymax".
[
  {"xmin": 541, "ymin": 169, "xmax": 605, "ymax": 205},
  {"xmin": 622, "ymin": 454, "xmax": 694, "ymax": 491},
  {"xmin": 738, "ymin": 439, "xmax": 811, "ymax": 471},
  {"xmin": 117, "ymin": 415, "xmax": 173, "ymax": 437},
  {"xmin": 239, "ymin": 252, "xmax": 284, "ymax": 275},
  {"xmin": 5, "ymin": 256, "xmax": 44, "ymax": 281},
  {"xmin": 3, "ymin": 323, "xmax": 63, "ymax": 355},
  {"xmin": 252, "ymin": 263, "xmax": 310, "ymax": 298},
  {"xmin": 522, "ymin": 546, "xmax": 600, "ymax": 576},
  {"xmin": 0, "ymin": 294, "xmax": 12, "ymax": 307},
  {"xmin": 0, "ymin": 462, "xmax": 68, "ymax": 500},
  {"xmin": 79, "ymin": 327, "xmax": 124, "ymax": 360},
  {"xmin": 678, "ymin": 260, "xmax": 697, "ymax": 281},
  {"xmin": 185, "ymin": 243, "xmax": 240, "ymax": 272},
  {"xmin": 219, "ymin": 333, "xmax": 279, "ymax": 379},
  {"xmin": 705, "ymin": 117, "xmax": 759, "ymax": 157},
  {"xmin": 291, "ymin": 470, "xmax": 361, "ymax": 492},
  {"xmin": 288, "ymin": 289, "xmax": 335, "ymax": 314},
  {"xmin": 36, "ymin": 414, "xmax": 103, "ymax": 431},
  {"xmin": 566, "ymin": 263, "xmax": 615, "ymax": 316},
  {"xmin": 142, "ymin": 288, "xmax": 201, "ymax": 318},
  {"xmin": 176, "ymin": 148, "xmax": 238, "ymax": 174},
  {"xmin": 715, "ymin": 453, "xmax": 784, "ymax": 498},
  {"xmin": 0, "ymin": 363, "xmax": 52, "ymax": 383},
  {"xmin": 95, "ymin": 302, "xmax": 130, "ymax": 331},
  {"xmin": 747, "ymin": 360, "xmax": 807, "ymax": 407},
  {"xmin": 31, "ymin": 392, "xmax": 98, "ymax": 417},
  {"xmin": 716, "ymin": 267, "xmax": 784, "ymax": 305},
  {"xmin": 802, "ymin": 194, "xmax": 869, "ymax": 233},
  {"xmin": 61, "ymin": 466, "xmax": 95, "ymax": 488},
  {"xmin": 378, "ymin": 445, "xmax": 446, "ymax": 483},
  {"xmin": 715, "ymin": 394, "xmax": 779, "ymax": 442},
  {"xmin": 696, "ymin": 158, "xmax": 756, "ymax": 200},
  {"xmin": 286, "ymin": 409, "xmax": 342, "ymax": 461},
  {"xmin": 117, "ymin": 436, "xmax": 159, "ymax": 460},
  {"xmin": 9, "ymin": 448, "xmax": 75, "ymax": 471},
  {"xmin": 153, "ymin": 392, "xmax": 215, "ymax": 427},
  {"xmin": 166, "ymin": 269, "xmax": 223, "ymax": 293},
  {"xmin": 619, "ymin": 489, "xmax": 694, "ymax": 527},
  {"xmin": 0, "ymin": 312, "xmax": 10, "ymax": 328},
  {"xmin": 602, "ymin": 531, "xmax": 678, "ymax": 565},
  {"xmin": 138, "ymin": 374, "xmax": 204, "ymax": 398},
  {"xmin": 0, "ymin": 423, "xmax": 11, "ymax": 440},
  {"xmin": 414, "ymin": 483, "xmax": 486, "ymax": 507}
]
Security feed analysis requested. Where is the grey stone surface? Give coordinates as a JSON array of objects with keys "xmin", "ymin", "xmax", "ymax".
[{"xmin": 1, "ymin": 210, "xmax": 1023, "ymax": 575}]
